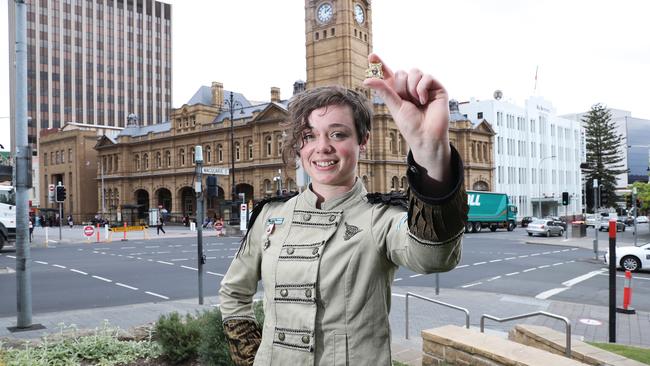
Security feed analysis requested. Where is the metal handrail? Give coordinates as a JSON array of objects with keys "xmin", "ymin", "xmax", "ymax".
[
  {"xmin": 480, "ymin": 311, "xmax": 572, "ymax": 357},
  {"xmin": 405, "ymin": 292, "xmax": 470, "ymax": 339}
]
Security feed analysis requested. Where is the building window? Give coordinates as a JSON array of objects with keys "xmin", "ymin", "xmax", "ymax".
[
  {"xmin": 235, "ymin": 142, "xmax": 240, "ymax": 161},
  {"xmin": 389, "ymin": 132, "xmax": 396, "ymax": 154},
  {"xmin": 61, "ymin": 150, "xmax": 65, "ymax": 164},
  {"xmin": 265, "ymin": 135, "xmax": 272, "ymax": 156},
  {"xmin": 277, "ymin": 135, "xmax": 283, "ymax": 156},
  {"xmin": 135, "ymin": 154, "xmax": 140, "ymax": 170},
  {"xmin": 400, "ymin": 176, "xmax": 407, "ymax": 191},
  {"xmin": 264, "ymin": 179, "xmax": 272, "ymax": 193},
  {"xmin": 391, "ymin": 176, "xmax": 399, "ymax": 191},
  {"xmin": 143, "ymin": 153, "xmax": 149, "ymax": 170},
  {"xmin": 205, "ymin": 145, "xmax": 212, "ymax": 163},
  {"xmin": 56, "ymin": 151, "xmax": 60, "ymax": 164},
  {"xmin": 155, "ymin": 152, "xmax": 161, "ymax": 168},
  {"xmin": 179, "ymin": 148, "xmax": 185, "ymax": 166},
  {"xmin": 247, "ymin": 140, "xmax": 253, "ymax": 160},
  {"xmin": 44, "ymin": 153, "xmax": 48, "ymax": 166},
  {"xmin": 217, "ymin": 144, "xmax": 223, "ymax": 162},
  {"xmin": 165, "ymin": 150, "xmax": 171, "ymax": 167},
  {"xmin": 191, "ymin": 147, "xmax": 195, "ymax": 165},
  {"xmin": 477, "ymin": 112, "xmax": 483, "ymax": 119}
]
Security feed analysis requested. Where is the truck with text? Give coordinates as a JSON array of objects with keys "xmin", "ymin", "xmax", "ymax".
[{"xmin": 465, "ymin": 191, "xmax": 517, "ymax": 233}]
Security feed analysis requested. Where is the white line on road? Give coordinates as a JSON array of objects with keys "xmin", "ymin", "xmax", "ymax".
[
  {"xmin": 504, "ymin": 257, "xmax": 516, "ymax": 260},
  {"xmin": 562, "ymin": 270, "xmax": 606, "ymax": 287},
  {"xmin": 181, "ymin": 265, "xmax": 198, "ymax": 271},
  {"xmin": 542, "ymin": 252, "xmax": 551, "ymax": 255},
  {"xmin": 6, "ymin": 255, "xmax": 16, "ymax": 259},
  {"xmin": 206, "ymin": 256, "xmax": 216, "ymax": 260},
  {"xmin": 121, "ymin": 246, "xmax": 136, "ymax": 249},
  {"xmin": 409, "ymin": 274, "xmax": 423, "ymax": 278},
  {"xmin": 207, "ymin": 271, "xmax": 225, "ymax": 277},
  {"xmin": 505, "ymin": 272, "xmax": 519, "ymax": 276},
  {"xmin": 126, "ymin": 256, "xmax": 134, "ymax": 259},
  {"xmin": 461, "ymin": 282, "xmax": 482, "ymax": 288},
  {"xmin": 536, "ymin": 287, "xmax": 568, "ymax": 300},
  {"xmin": 562, "ymin": 249, "xmax": 570, "ymax": 252},
  {"xmin": 155, "ymin": 251, "xmax": 171, "ymax": 254},
  {"xmin": 116, "ymin": 283, "xmax": 138, "ymax": 290},
  {"xmin": 473, "ymin": 261, "xmax": 486, "ymax": 266},
  {"xmin": 92, "ymin": 275, "xmax": 112, "ymax": 282},
  {"xmin": 70, "ymin": 269, "xmax": 88, "ymax": 275},
  {"xmin": 156, "ymin": 260, "xmax": 174, "ymax": 265},
  {"xmin": 207, "ymin": 249, "xmax": 221, "ymax": 252},
  {"xmin": 553, "ymin": 250, "xmax": 562, "ymax": 253},
  {"xmin": 145, "ymin": 291, "xmax": 169, "ymax": 300},
  {"xmin": 571, "ymin": 248, "xmax": 578, "ymax": 251},
  {"xmin": 96, "ymin": 247, "xmax": 109, "ymax": 250},
  {"xmin": 519, "ymin": 255, "xmax": 529, "ymax": 258},
  {"xmin": 455, "ymin": 264, "xmax": 469, "ymax": 269},
  {"xmin": 170, "ymin": 258, "xmax": 188, "ymax": 262},
  {"xmin": 145, "ymin": 245, "xmax": 160, "ymax": 248},
  {"xmin": 168, "ymin": 245, "xmax": 183, "ymax": 248},
  {"xmin": 53, "ymin": 264, "xmax": 67, "ymax": 269},
  {"xmin": 394, "ymin": 278, "xmax": 403, "ymax": 282},
  {"xmin": 523, "ymin": 268, "xmax": 537, "ymax": 273},
  {"xmin": 487, "ymin": 276, "xmax": 502, "ymax": 281},
  {"xmin": 530, "ymin": 253, "xmax": 540, "ymax": 257},
  {"xmin": 538, "ymin": 265, "xmax": 550, "ymax": 269},
  {"xmin": 34, "ymin": 260, "xmax": 48, "ymax": 265},
  {"xmin": 489, "ymin": 259, "xmax": 502, "ymax": 263},
  {"xmin": 552, "ymin": 262, "xmax": 563, "ymax": 266}
]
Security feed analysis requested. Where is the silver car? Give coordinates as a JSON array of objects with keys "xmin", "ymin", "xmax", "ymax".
[{"xmin": 527, "ymin": 219, "xmax": 564, "ymax": 237}]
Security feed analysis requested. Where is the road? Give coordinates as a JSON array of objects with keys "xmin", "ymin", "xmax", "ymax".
[{"xmin": 1, "ymin": 225, "xmax": 649, "ymax": 317}]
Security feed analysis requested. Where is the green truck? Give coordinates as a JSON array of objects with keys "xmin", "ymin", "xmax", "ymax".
[{"xmin": 465, "ymin": 191, "xmax": 518, "ymax": 233}]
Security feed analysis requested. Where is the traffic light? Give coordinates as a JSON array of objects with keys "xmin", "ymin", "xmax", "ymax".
[
  {"xmin": 562, "ymin": 192, "xmax": 569, "ymax": 206},
  {"xmin": 600, "ymin": 190, "xmax": 609, "ymax": 207},
  {"xmin": 55, "ymin": 185, "xmax": 67, "ymax": 202},
  {"xmin": 206, "ymin": 176, "xmax": 217, "ymax": 197}
]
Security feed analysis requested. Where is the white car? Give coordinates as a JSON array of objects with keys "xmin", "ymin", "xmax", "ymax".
[
  {"xmin": 635, "ymin": 216, "xmax": 649, "ymax": 224},
  {"xmin": 604, "ymin": 243, "xmax": 650, "ymax": 272}
]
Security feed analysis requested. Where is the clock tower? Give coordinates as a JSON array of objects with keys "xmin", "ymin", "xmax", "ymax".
[{"xmin": 305, "ymin": 0, "xmax": 373, "ymax": 92}]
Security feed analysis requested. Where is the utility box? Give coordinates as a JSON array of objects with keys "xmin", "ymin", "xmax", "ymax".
[{"xmin": 571, "ymin": 223, "xmax": 587, "ymax": 238}]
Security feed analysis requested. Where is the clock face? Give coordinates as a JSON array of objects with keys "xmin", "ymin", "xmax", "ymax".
[
  {"xmin": 317, "ymin": 3, "xmax": 333, "ymax": 24},
  {"xmin": 354, "ymin": 4, "xmax": 365, "ymax": 24}
]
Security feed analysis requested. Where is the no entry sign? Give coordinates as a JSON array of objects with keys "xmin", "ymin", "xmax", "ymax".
[{"xmin": 83, "ymin": 225, "xmax": 95, "ymax": 237}]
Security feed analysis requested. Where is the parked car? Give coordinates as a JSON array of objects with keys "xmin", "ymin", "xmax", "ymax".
[
  {"xmin": 526, "ymin": 219, "xmax": 564, "ymax": 237},
  {"xmin": 585, "ymin": 214, "xmax": 598, "ymax": 228},
  {"xmin": 520, "ymin": 217, "xmax": 534, "ymax": 227},
  {"xmin": 604, "ymin": 242, "xmax": 650, "ymax": 272},
  {"xmin": 597, "ymin": 218, "xmax": 625, "ymax": 232},
  {"xmin": 635, "ymin": 216, "xmax": 649, "ymax": 224}
]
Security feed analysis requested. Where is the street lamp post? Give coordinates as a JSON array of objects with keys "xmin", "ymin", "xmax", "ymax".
[
  {"xmin": 223, "ymin": 92, "xmax": 243, "ymax": 224},
  {"xmin": 537, "ymin": 155, "xmax": 556, "ymax": 218}
]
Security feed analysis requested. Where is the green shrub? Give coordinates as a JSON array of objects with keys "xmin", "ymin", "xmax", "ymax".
[
  {"xmin": 195, "ymin": 308, "xmax": 234, "ymax": 366},
  {"xmin": 155, "ymin": 312, "xmax": 202, "ymax": 364}
]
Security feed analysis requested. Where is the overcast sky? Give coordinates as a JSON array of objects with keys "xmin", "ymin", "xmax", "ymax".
[{"xmin": 1, "ymin": 0, "xmax": 649, "ymax": 151}]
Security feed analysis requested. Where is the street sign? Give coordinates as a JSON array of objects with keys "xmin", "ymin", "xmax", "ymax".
[
  {"xmin": 240, "ymin": 204, "xmax": 248, "ymax": 231},
  {"xmin": 83, "ymin": 225, "xmax": 95, "ymax": 237},
  {"xmin": 201, "ymin": 167, "xmax": 230, "ymax": 175},
  {"xmin": 48, "ymin": 184, "xmax": 55, "ymax": 203}
]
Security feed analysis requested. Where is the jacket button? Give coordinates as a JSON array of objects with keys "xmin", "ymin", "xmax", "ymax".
[
  {"xmin": 312, "ymin": 248, "xmax": 319, "ymax": 255},
  {"xmin": 280, "ymin": 289, "xmax": 288, "ymax": 297},
  {"xmin": 305, "ymin": 289, "xmax": 312, "ymax": 298},
  {"xmin": 278, "ymin": 332, "xmax": 285, "ymax": 341},
  {"xmin": 286, "ymin": 247, "xmax": 295, "ymax": 255},
  {"xmin": 328, "ymin": 215, "xmax": 336, "ymax": 222},
  {"xmin": 303, "ymin": 213, "xmax": 311, "ymax": 221},
  {"xmin": 302, "ymin": 335, "xmax": 310, "ymax": 344}
]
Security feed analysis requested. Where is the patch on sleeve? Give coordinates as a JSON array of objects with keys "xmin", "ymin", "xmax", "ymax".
[{"xmin": 396, "ymin": 213, "xmax": 408, "ymax": 231}]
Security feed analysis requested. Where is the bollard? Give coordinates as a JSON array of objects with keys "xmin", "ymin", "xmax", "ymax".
[
  {"xmin": 617, "ymin": 270, "xmax": 636, "ymax": 314},
  {"xmin": 608, "ymin": 219, "xmax": 617, "ymax": 343},
  {"xmin": 121, "ymin": 222, "xmax": 128, "ymax": 241},
  {"xmin": 96, "ymin": 223, "xmax": 100, "ymax": 243}
]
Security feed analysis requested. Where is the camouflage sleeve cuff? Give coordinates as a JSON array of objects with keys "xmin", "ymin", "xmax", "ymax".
[
  {"xmin": 406, "ymin": 145, "xmax": 469, "ymax": 243},
  {"xmin": 223, "ymin": 318, "xmax": 263, "ymax": 366}
]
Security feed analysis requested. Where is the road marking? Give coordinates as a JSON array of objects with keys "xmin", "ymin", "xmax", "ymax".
[
  {"xmin": 504, "ymin": 257, "xmax": 516, "ymax": 260},
  {"xmin": 394, "ymin": 278, "xmax": 403, "ymax": 282},
  {"xmin": 552, "ymin": 250, "xmax": 562, "ymax": 253},
  {"xmin": 92, "ymin": 275, "xmax": 112, "ymax": 282},
  {"xmin": 96, "ymin": 247, "xmax": 109, "ymax": 250},
  {"xmin": 552, "ymin": 262, "xmax": 563, "ymax": 266},
  {"xmin": 489, "ymin": 259, "xmax": 502, "ymax": 263},
  {"xmin": 523, "ymin": 268, "xmax": 537, "ymax": 273},
  {"xmin": 519, "ymin": 255, "xmax": 529, "ymax": 258},
  {"xmin": 145, "ymin": 291, "xmax": 169, "ymax": 300},
  {"xmin": 455, "ymin": 264, "xmax": 469, "ymax": 269},
  {"xmin": 121, "ymin": 246, "xmax": 136, "ymax": 249},
  {"xmin": 207, "ymin": 249, "xmax": 221, "ymax": 252},
  {"xmin": 130, "ymin": 252, "xmax": 146, "ymax": 255},
  {"xmin": 473, "ymin": 261, "xmax": 487, "ymax": 266},
  {"xmin": 6, "ymin": 255, "xmax": 16, "ymax": 259},
  {"xmin": 505, "ymin": 272, "xmax": 519, "ymax": 276},
  {"xmin": 168, "ymin": 245, "xmax": 183, "ymax": 248},
  {"xmin": 536, "ymin": 287, "xmax": 568, "ymax": 300},
  {"xmin": 181, "ymin": 250, "xmax": 193, "ymax": 253},
  {"xmin": 70, "ymin": 269, "xmax": 88, "ymax": 275},
  {"xmin": 145, "ymin": 245, "xmax": 159, "ymax": 248},
  {"xmin": 34, "ymin": 260, "xmax": 48, "ymax": 265},
  {"xmin": 567, "ymin": 260, "xmax": 576, "ymax": 263},
  {"xmin": 487, "ymin": 276, "xmax": 502, "ymax": 281},
  {"xmin": 409, "ymin": 274, "xmax": 423, "ymax": 278},
  {"xmin": 126, "ymin": 256, "xmax": 134, "ymax": 259},
  {"xmin": 562, "ymin": 270, "xmax": 606, "ymax": 287},
  {"xmin": 538, "ymin": 265, "xmax": 550, "ymax": 269},
  {"xmin": 561, "ymin": 249, "xmax": 570, "ymax": 252},
  {"xmin": 542, "ymin": 252, "xmax": 551, "ymax": 255},
  {"xmin": 207, "ymin": 271, "xmax": 225, "ymax": 277},
  {"xmin": 155, "ymin": 251, "xmax": 171, "ymax": 254},
  {"xmin": 181, "ymin": 265, "xmax": 198, "ymax": 271},
  {"xmin": 206, "ymin": 256, "xmax": 216, "ymax": 260},
  {"xmin": 53, "ymin": 264, "xmax": 67, "ymax": 269},
  {"xmin": 571, "ymin": 248, "xmax": 578, "ymax": 251},
  {"xmin": 461, "ymin": 282, "xmax": 482, "ymax": 288},
  {"xmin": 157, "ymin": 260, "xmax": 174, "ymax": 265},
  {"xmin": 116, "ymin": 283, "xmax": 138, "ymax": 290},
  {"xmin": 171, "ymin": 258, "xmax": 188, "ymax": 262},
  {"xmin": 530, "ymin": 253, "xmax": 541, "ymax": 257}
]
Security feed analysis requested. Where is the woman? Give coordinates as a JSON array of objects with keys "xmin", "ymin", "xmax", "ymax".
[{"xmin": 219, "ymin": 54, "xmax": 468, "ymax": 365}]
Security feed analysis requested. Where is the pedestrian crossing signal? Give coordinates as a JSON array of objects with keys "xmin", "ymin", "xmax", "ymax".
[
  {"xmin": 55, "ymin": 185, "xmax": 67, "ymax": 202},
  {"xmin": 562, "ymin": 191, "xmax": 569, "ymax": 206}
]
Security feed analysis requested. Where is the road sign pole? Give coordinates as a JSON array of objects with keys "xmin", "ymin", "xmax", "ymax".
[
  {"xmin": 632, "ymin": 187, "xmax": 638, "ymax": 246},
  {"xmin": 608, "ymin": 219, "xmax": 617, "ymax": 343},
  {"xmin": 593, "ymin": 179, "xmax": 598, "ymax": 260},
  {"xmin": 59, "ymin": 202, "xmax": 63, "ymax": 241},
  {"xmin": 195, "ymin": 146, "xmax": 204, "ymax": 305}
]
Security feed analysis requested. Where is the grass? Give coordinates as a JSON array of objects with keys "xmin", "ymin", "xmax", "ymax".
[{"xmin": 588, "ymin": 342, "xmax": 650, "ymax": 365}]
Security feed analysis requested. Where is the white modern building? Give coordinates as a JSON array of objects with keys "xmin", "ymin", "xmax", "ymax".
[{"xmin": 459, "ymin": 95, "xmax": 583, "ymax": 219}]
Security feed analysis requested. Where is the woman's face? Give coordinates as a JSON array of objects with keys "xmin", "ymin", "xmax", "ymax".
[{"xmin": 300, "ymin": 104, "xmax": 365, "ymax": 193}]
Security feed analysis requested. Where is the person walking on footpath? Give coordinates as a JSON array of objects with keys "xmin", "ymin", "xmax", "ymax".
[
  {"xmin": 219, "ymin": 54, "xmax": 468, "ymax": 365},
  {"xmin": 156, "ymin": 217, "xmax": 166, "ymax": 235}
]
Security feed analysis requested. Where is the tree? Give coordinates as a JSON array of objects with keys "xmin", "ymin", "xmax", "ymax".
[
  {"xmin": 581, "ymin": 104, "xmax": 627, "ymax": 212},
  {"xmin": 630, "ymin": 181, "xmax": 650, "ymax": 215}
]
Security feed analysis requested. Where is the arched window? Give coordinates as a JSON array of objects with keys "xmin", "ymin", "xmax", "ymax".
[
  {"xmin": 391, "ymin": 176, "xmax": 399, "ymax": 191},
  {"xmin": 155, "ymin": 152, "xmax": 161, "ymax": 168},
  {"xmin": 248, "ymin": 140, "xmax": 254, "ymax": 160},
  {"xmin": 134, "ymin": 154, "xmax": 140, "ymax": 170},
  {"xmin": 265, "ymin": 136, "xmax": 272, "ymax": 156},
  {"xmin": 401, "ymin": 176, "xmax": 407, "ymax": 191},
  {"xmin": 263, "ymin": 179, "xmax": 272, "ymax": 193},
  {"xmin": 477, "ymin": 142, "xmax": 482, "ymax": 161},
  {"xmin": 205, "ymin": 145, "xmax": 212, "ymax": 163},
  {"xmin": 471, "ymin": 143, "xmax": 476, "ymax": 160},
  {"xmin": 190, "ymin": 147, "xmax": 195, "ymax": 165},
  {"xmin": 141, "ymin": 153, "xmax": 148, "ymax": 170},
  {"xmin": 286, "ymin": 179, "xmax": 295, "ymax": 192},
  {"xmin": 235, "ymin": 142, "xmax": 241, "ymax": 161},
  {"xmin": 277, "ymin": 135, "xmax": 283, "ymax": 156},
  {"xmin": 389, "ymin": 132, "xmax": 396, "ymax": 154},
  {"xmin": 483, "ymin": 144, "xmax": 488, "ymax": 162},
  {"xmin": 217, "ymin": 144, "xmax": 223, "ymax": 162},
  {"xmin": 179, "ymin": 148, "xmax": 185, "ymax": 166},
  {"xmin": 114, "ymin": 155, "xmax": 119, "ymax": 171},
  {"xmin": 165, "ymin": 150, "xmax": 171, "ymax": 167}
]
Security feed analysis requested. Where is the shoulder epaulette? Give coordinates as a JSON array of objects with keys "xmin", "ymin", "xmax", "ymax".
[
  {"xmin": 238, "ymin": 192, "xmax": 298, "ymax": 255},
  {"xmin": 366, "ymin": 192, "xmax": 408, "ymax": 209}
]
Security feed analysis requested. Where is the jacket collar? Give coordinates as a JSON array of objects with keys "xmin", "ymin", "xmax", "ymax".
[{"xmin": 301, "ymin": 178, "xmax": 367, "ymax": 211}]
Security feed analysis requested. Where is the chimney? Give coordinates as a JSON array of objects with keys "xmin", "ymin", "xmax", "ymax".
[
  {"xmin": 211, "ymin": 82, "xmax": 223, "ymax": 109},
  {"xmin": 293, "ymin": 80, "xmax": 306, "ymax": 95},
  {"xmin": 270, "ymin": 87, "xmax": 281, "ymax": 103}
]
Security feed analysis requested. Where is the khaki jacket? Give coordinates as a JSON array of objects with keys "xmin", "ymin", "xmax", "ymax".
[{"xmin": 220, "ymin": 149, "xmax": 468, "ymax": 366}]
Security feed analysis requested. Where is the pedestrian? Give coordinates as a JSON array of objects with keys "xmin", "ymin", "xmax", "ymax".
[
  {"xmin": 219, "ymin": 54, "xmax": 468, "ymax": 365},
  {"xmin": 29, "ymin": 216, "xmax": 34, "ymax": 242},
  {"xmin": 67, "ymin": 214, "xmax": 74, "ymax": 228},
  {"xmin": 156, "ymin": 217, "xmax": 166, "ymax": 235}
]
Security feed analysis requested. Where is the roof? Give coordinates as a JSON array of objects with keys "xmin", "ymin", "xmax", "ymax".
[
  {"xmin": 187, "ymin": 86, "xmax": 214, "ymax": 106},
  {"xmin": 212, "ymin": 92, "xmax": 288, "ymax": 125},
  {"xmin": 117, "ymin": 121, "xmax": 172, "ymax": 137}
]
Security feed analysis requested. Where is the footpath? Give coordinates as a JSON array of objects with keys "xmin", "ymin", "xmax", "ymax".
[{"xmin": 1, "ymin": 225, "xmax": 649, "ymax": 365}]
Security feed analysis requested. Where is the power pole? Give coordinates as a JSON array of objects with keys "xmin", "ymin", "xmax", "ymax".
[{"xmin": 194, "ymin": 146, "xmax": 205, "ymax": 305}]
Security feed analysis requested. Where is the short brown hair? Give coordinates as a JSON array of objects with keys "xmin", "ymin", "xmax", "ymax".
[{"xmin": 282, "ymin": 86, "xmax": 373, "ymax": 167}]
